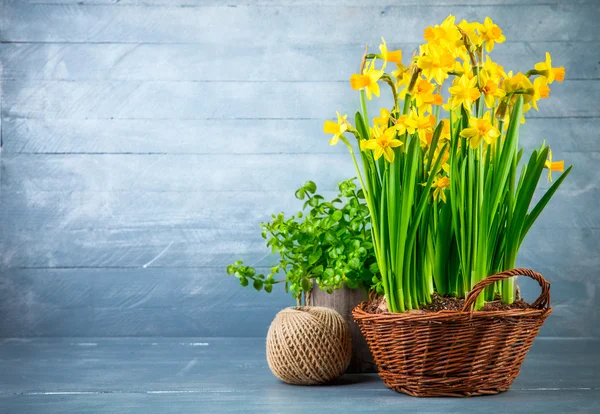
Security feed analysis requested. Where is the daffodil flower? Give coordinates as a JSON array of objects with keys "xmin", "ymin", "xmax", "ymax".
[
  {"xmin": 363, "ymin": 126, "xmax": 403, "ymax": 163},
  {"xmin": 432, "ymin": 176, "xmax": 451, "ymax": 202},
  {"xmin": 534, "ymin": 52, "xmax": 565, "ymax": 84},
  {"xmin": 379, "ymin": 37, "xmax": 403, "ymax": 66},
  {"xmin": 375, "ymin": 107, "xmax": 398, "ymax": 128},
  {"xmin": 424, "ymin": 15, "xmax": 461, "ymax": 50},
  {"xmin": 417, "ymin": 44, "xmax": 455, "ymax": 85},
  {"xmin": 479, "ymin": 17, "xmax": 506, "ymax": 52},
  {"xmin": 483, "ymin": 56, "xmax": 507, "ymax": 82},
  {"xmin": 411, "ymin": 78, "xmax": 444, "ymax": 113},
  {"xmin": 323, "ymin": 111, "xmax": 348, "ymax": 145},
  {"xmin": 448, "ymin": 74, "xmax": 481, "ymax": 110},
  {"xmin": 392, "ymin": 63, "xmax": 409, "ymax": 82},
  {"xmin": 457, "ymin": 19, "xmax": 483, "ymax": 49},
  {"xmin": 531, "ymin": 76, "xmax": 550, "ymax": 110},
  {"xmin": 350, "ymin": 60, "xmax": 383, "ymax": 100},
  {"xmin": 479, "ymin": 70, "xmax": 506, "ymax": 108},
  {"xmin": 459, "ymin": 112, "xmax": 500, "ymax": 148},
  {"xmin": 393, "ymin": 114, "xmax": 410, "ymax": 135},
  {"xmin": 544, "ymin": 149, "xmax": 565, "ymax": 182},
  {"xmin": 406, "ymin": 109, "xmax": 436, "ymax": 147}
]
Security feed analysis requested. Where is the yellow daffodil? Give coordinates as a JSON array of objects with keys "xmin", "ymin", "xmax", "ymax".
[
  {"xmin": 448, "ymin": 74, "xmax": 481, "ymax": 110},
  {"xmin": 392, "ymin": 63, "xmax": 410, "ymax": 89},
  {"xmin": 432, "ymin": 176, "xmax": 451, "ymax": 202},
  {"xmin": 393, "ymin": 114, "xmax": 410, "ymax": 135},
  {"xmin": 406, "ymin": 109, "xmax": 436, "ymax": 147},
  {"xmin": 544, "ymin": 149, "xmax": 564, "ymax": 182},
  {"xmin": 374, "ymin": 108, "xmax": 392, "ymax": 127},
  {"xmin": 379, "ymin": 37, "xmax": 403, "ymax": 66},
  {"xmin": 531, "ymin": 76, "xmax": 550, "ymax": 110},
  {"xmin": 479, "ymin": 17, "xmax": 506, "ymax": 52},
  {"xmin": 411, "ymin": 78, "xmax": 444, "ymax": 113},
  {"xmin": 534, "ymin": 52, "xmax": 565, "ymax": 84},
  {"xmin": 350, "ymin": 60, "xmax": 383, "ymax": 100},
  {"xmin": 479, "ymin": 70, "xmax": 506, "ymax": 108},
  {"xmin": 363, "ymin": 126, "xmax": 403, "ymax": 163},
  {"xmin": 424, "ymin": 15, "xmax": 461, "ymax": 50},
  {"xmin": 457, "ymin": 19, "xmax": 483, "ymax": 48},
  {"xmin": 459, "ymin": 112, "xmax": 500, "ymax": 148},
  {"xmin": 502, "ymin": 71, "xmax": 533, "ymax": 94},
  {"xmin": 452, "ymin": 60, "xmax": 473, "ymax": 78},
  {"xmin": 483, "ymin": 56, "xmax": 507, "ymax": 82},
  {"xmin": 323, "ymin": 112, "xmax": 348, "ymax": 145},
  {"xmin": 417, "ymin": 43, "xmax": 455, "ymax": 85}
]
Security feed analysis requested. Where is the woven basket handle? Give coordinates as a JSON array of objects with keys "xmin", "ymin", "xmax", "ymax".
[{"xmin": 461, "ymin": 268, "xmax": 551, "ymax": 313}]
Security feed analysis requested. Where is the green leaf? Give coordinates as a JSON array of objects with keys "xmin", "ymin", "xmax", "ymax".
[
  {"xmin": 240, "ymin": 277, "xmax": 249, "ymax": 287},
  {"xmin": 301, "ymin": 278, "xmax": 312, "ymax": 291},
  {"xmin": 264, "ymin": 283, "xmax": 273, "ymax": 293},
  {"xmin": 295, "ymin": 188, "xmax": 306, "ymax": 200},
  {"xmin": 303, "ymin": 181, "xmax": 317, "ymax": 194},
  {"xmin": 331, "ymin": 210, "xmax": 343, "ymax": 222},
  {"xmin": 308, "ymin": 249, "xmax": 322, "ymax": 265},
  {"xmin": 253, "ymin": 279, "xmax": 263, "ymax": 291}
]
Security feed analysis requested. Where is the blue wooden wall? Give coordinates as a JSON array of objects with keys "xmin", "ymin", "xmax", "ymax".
[{"xmin": 0, "ymin": 0, "xmax": 598, "ymax": 337}]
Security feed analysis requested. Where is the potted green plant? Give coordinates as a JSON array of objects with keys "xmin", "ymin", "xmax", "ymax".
[
  {"xmin": 227, "ymin": 178, "xmax": 379, "ymax": 373},
  {"xmin": 323, "ymin": 15, "xmax": 571, "ymax": 396}
]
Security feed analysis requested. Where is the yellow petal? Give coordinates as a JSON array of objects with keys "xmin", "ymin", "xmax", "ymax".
[
  {"xmin": 388, "ymin": 139, "xmax": 404, "ymax": 148},
  {"xmin": 383, "ymin": 147, "xmax": 395, "ymax": 163},
  {"xmin": 323, "ymin": 120, "xmax": 339, "ymax": 135},
  {"xmin": 460, "ymin": 127, "xmax": 478, "ymax": 138},
  {"xmin": 363, "ymin": 139, "xmax": 379, "ymax": 150}
]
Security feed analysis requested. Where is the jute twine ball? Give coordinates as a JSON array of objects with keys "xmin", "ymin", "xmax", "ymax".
[{"xmin": 266, "ymin": 306, "xmax": 351, "ymax": 385}]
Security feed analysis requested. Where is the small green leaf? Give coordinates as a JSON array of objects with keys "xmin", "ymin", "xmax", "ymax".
[
  {"xmin": 303, "ymin": 181, "xmax": 317, "ymax": 194},
  {"xmin": 264, "ymin": 283, "xmax": 273, "ymax": 293},
  {"xmin": 308, "ymin": 249, "xmax": 322, "ymax": 265},
  {"xmin": 301, "ymin": 278, "xmax": 312, "ymax": 291},
  {"xmin": 331, "ymin": 210, "xmax": 343, "ymax": 222},
  {"xmin": 240, "ymin": 277, "xmax": 249, "ymax": 287},
  {"xmin": 253, "ymin": 279, "xmax": 263, "ymax": 291},
  {"xmin": 295, "ymin": 188, "xmax": 306, "ymax": 200}
]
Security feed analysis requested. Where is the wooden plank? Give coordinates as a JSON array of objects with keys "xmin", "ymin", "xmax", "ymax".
[
  {"xmin": 0, "ymin": 269, "xmax": 293, "ymax": 337},
  {"xmin": 0, "ymin": 153, "xmax": 354, "ymax": 192},
  {"xmin": 2, "ymin": 2, "xmax": 598, "ymax": 43},
  {"xmin": 0, "ymin": 338, "xmax": 598, "ymax": 414},
  {"xmin": 23, "ymin": 0, "xmax": 589, "ymax": 6},
  {"xmin": 0, "ymin": 118, "xmax": 348, "ymax": 154},
  {"xmin": 1, "ymin": 41, "xmax": 596, "ymax": 82},
  {"xmin": 0, "ymin": 187, "xmax": 596, "ymax": 233},
  {"xmin": 0, "ymin": 152, "xmax": 591, "ymax": 193},
  {"xmin": 1, "ymin": 222, "xmax": 598, "ymax": 269},
  {"xmin": 1, "ymin": 117, "xmax": 596, "ymax": 154},
  {"xmin": 2, "ymin": 390, "xmax": 599, "ymax": 414},
  {"xmin": 2, "ymin": 79, "xmax": 596, "ymax": 120}
]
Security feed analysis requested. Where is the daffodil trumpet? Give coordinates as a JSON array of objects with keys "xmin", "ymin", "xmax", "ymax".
[{"xmin": 324, "ymin": 17, "xmax": 571, "ymax": 312}]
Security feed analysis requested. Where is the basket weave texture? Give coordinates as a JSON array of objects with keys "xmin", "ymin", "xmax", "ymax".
[{"xmin": 353, "ymin": 268, "xmax": 552, "ymax": 397}]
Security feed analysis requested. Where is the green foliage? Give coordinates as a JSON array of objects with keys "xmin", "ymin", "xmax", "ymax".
[{"xmin": 226, "ymin": 179, "xmax": 379, "ymax": 301}]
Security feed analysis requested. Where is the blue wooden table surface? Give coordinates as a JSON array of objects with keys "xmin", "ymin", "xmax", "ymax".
[{"xmin": 1, "ymin": 337, "xmax": 598, "ymax": 413}]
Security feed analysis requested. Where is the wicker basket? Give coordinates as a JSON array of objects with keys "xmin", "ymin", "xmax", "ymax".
[{"xmin": 352, "ymin": 268, "xmax": 552, "ymax": 397}]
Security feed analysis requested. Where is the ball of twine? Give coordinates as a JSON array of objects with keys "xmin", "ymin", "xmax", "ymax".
[{"xmin": 266, "ymin": 306, "xmax": 351, "ymax": 385}]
